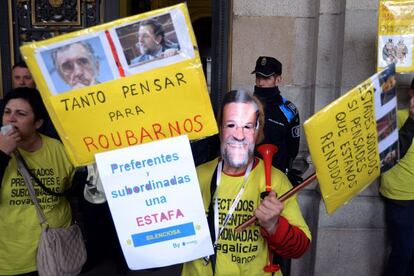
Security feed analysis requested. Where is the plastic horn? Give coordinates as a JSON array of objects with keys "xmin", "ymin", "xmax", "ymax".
[
  {"xmin": 256, "ymin": 144, "xmax": 278, "ymax": 194},
  {"xmin": 235, "ymin": 173, "xmax": 317, "ymax": 233}
]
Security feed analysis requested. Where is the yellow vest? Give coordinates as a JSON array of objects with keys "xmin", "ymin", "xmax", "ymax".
[{"xmin": 381, "ymin": 110, "xmax": 414, "ymax": 200}]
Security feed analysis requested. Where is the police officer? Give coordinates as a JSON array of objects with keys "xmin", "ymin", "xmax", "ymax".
[{"xmin": 252, "ymin": 56, "xmax": 301, "ymax": 185}]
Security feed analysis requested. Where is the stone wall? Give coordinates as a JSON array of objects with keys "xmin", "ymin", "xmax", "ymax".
[{"xmin": 229, "ymin": 0, "xmax": 411, "ymax": 275}]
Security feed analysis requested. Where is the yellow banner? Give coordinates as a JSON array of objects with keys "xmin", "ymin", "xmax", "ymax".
[
  {"xmin": 20, "ymin": 4, "xmax": 218, "ymax": 166},
  {"xmin": 304, "ymin": 65, "xmax": 398, "ymax": 214},
  {"xmin": 377, "ymin": 0, "xmax": 414, "ymax": 73}
]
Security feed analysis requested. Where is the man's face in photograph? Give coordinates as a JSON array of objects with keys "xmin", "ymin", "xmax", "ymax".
[
  {"xmin": 137, "ymin": 25, "xmax": 162, "ymax": 55},
  {"xmin": 220, "ymin": 102, "xmax": 258, "ymax": 170},
  {"xmin": 55, "ymin": 43, "xmax": 99, "ymax": 89}
]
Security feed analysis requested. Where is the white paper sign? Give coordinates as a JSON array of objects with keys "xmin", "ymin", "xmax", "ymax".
[{"xmin": 95, "ymin": 135, "xmax": 213, "ymax": 270}]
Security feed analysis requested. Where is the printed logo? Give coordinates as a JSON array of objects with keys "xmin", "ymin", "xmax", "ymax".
[
  {"xmin": 287, "ymin": 102, "xmax": 298, "ymax": 115},
  {"xmin": 292, "ymin": 125, "xmax": 300, "ymax": 138}
]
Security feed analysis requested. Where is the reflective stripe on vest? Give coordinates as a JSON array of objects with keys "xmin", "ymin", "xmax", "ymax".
[{"xmin": 278, "ymin": 97, "xmax": 295, "ymax": 123}]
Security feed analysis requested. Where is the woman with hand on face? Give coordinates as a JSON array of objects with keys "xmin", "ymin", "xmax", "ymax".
[{"xmin": 0, "ymin": 87, "xmax": 74, "ymax": 276}]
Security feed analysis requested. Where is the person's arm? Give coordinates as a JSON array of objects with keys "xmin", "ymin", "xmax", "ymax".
[
  {"xmin": 254, "ymin": 191, "xmax": 310, "ymax": 258},
  {"xmin": 287, "ymin": 112, "xmax": 300, "ymax": 164},
  {"xmin": 399, "ymin": 96, "xmax": 414, "ymax": 159},
  {"xmin": 399, "ymin": 117, "xmax": 414, "ymax": 158},
  {"xmin": 0, "ymin": 150, "xmax": 11, "ymax": 185},
  {"xmin": 260, "ymin": 216, "xmax": 310, "ymax": 258}
]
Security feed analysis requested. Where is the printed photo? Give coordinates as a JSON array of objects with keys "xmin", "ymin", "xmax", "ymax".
[
  {"xmin": 380, "ymin": 74, "xmax": 397, "ymax": 106},
  {"xmin": 107, "ymin": 8, "xmax": 195, "ymax": 76},
  {"xmin": 115, "ymin": 13, "xmax": 180, "ymax": 67},
  {"xmin": 39, "ymin": 36, "xmax": 116, "ymax": 94},
  {"xmin": 380, "ymin": 141, "xmax": 399, "ymax": 173},
  {"xmin": 377, "ymin": 109, "xmax": 397, "ymax": 141},
  {"xmin": 378, "ymin": 35, "xmax": 413, "ymax": 68}
]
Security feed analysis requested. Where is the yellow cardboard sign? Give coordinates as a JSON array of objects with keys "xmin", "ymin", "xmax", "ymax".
[
  {"xmin": 304, "ymin": 64, "xmax": 398, "ymax": 214},
  {"xmin": 377, "ymin": 0, "xmax": 414, "ymax": 73},
  {"xmin": 20, "ymin": 4, "xmax": 218, "ymax": 166}
]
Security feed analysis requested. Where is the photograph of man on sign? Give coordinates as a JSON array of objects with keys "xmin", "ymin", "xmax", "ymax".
[
  {"xmin": 380, "ymin": 141, "xmax": 399, "ymax": 173},
  {"xmin": 116, "ymin": 13, "xmax": 180, "ymax": 67},
  {"xmin": 39, "ymin": 36, "xmax": 116, "ymax": 94},
  {"xmin": 379, "ymin": 35, "xmax": 413, "ymax": 68},
  {"xmin": 377, "ymin": 109, "xmax": 397, "ymax": 141}
]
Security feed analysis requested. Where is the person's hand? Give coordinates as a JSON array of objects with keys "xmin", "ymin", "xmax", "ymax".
[
  {"xmin": 161, "ymin": 48, "xmax": 178, "ymax": 58},
  {"xmin": 409, "ymin": 94, "xmax": 414, "ymax": 120},
  {"xmin": 254, "ymin": 191, "xmax": 283, "ymax": 235},
  {"xmin": 0, "ymin": 127, "xmax": 20, "ymax": 155}
]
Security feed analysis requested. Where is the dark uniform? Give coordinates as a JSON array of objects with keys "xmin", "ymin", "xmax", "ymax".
[
  {"xmin": 254, "ymin": 86, "xmax": 299, "ymax": 172},
  {"xmin": 252, "ymin": 56, "xmax": 301, "ymax": 183}
]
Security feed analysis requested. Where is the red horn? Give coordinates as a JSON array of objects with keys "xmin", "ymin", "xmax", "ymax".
[
  {"xmin": 234, "ymin": 143, "xmax": 318, "ymax": 233},
  {"xmin": 257, "ymin": 144, "xmax": 278, "ymax": 193}
]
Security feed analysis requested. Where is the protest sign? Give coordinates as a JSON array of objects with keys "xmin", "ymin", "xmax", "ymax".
[
  {"xmin": 95, "ymin": 135, "xmax": 213, "ymax": 270},
  {"xmin": 20, "ymin": 4, "xmax": 218, "ymax": 166},
  {"xmin": 304, "ymin": 64, "xmax": 398, "ymax": 214},
  {"xmin": 377, "ymin": 0, "xmax": 414, "ymax": 73}
]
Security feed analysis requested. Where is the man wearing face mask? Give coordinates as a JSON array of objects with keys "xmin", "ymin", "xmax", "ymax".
[
  {"xmin": 252, "ymin": 57, "xmax": 301, "ymax": 185},
  {"xmin": 181, "ymin": 90, "xmax": 310, "ymax": 276}
]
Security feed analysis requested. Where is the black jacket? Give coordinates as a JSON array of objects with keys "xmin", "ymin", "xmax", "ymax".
[
  {"xmin": 399, "ymin": 115, "xmax": 414, "ymax": 158},
  {"xmin": 254, "ymin": 86, "xmax": 300, "ymax": 172}
]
